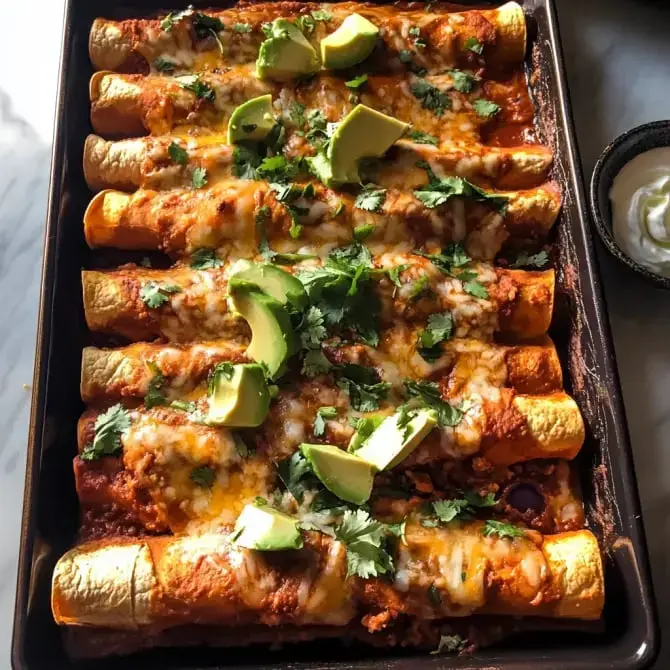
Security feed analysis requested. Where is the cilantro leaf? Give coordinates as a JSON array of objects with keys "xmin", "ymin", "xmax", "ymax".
[
  {"xmin": 144, "ymin": 362, "xmax": 167, "ymax": 408},
  {"xmin": 418, "ymin": 311, "xmax": 453, "ymax": 361},
  {"xmin": 472, "ymin": 98, "xmax": 501, "ymax": 118},
  {"xmin": 433, "ymin": 498, "xmax": 472, "ymax": 523},
  {"xmin": 407, "ymin": 274, "xmax": 431, "ymax": 301},
  {"xmin": 509, "ymin": 250, "xmax": 550, "ymax": 269},
  {"xmin": 234, "ymin": 433, "xmax": 254, "ymax": 458},
  {"xmin": 233, "ymin": 22, "xmax": 252, "ymax": 33},
  {"xmin": 335, "ymin": 509, "xmax": 394, "ymax": 578},
  {"xmin": 314, "ymin": 406, "xmax": 338, "ymax": 437},
  {"xmin": 311, "ymin": 9, "xmax": 332, "ymax": 21},
  {"xmin": 295, "ymin": 14, "xmax": 316, "ymax": 34},
  {"xmin": 403, "ymin": 379, "xmax": 463, "ymax": 427},
  {"xmin": 463, "ymin": 280, "xmax": 488, "ymax": 299},
  {"xmin": 408, "ymin": 129, "xmax": 438, "ymax": 145},
  {"xmin": 348, "ymin": 414, "xmax": 385, "ymax": 451},
  {"xmin": 277, "ymin": 451, "xmax": 313, "ymax": 503},
  {"xmin": 154, "ymin": 57, "xmax": 176, "ymax": 73},
  {"xmin": 301, "ymin": 347, "xmax": 334, "ymax": 377},
  {"xmin": 180, "ymin": 76, "xmax": 216, "ymax": 102},
  {"xmin": 464, "ymin": 490, "xmax": 497, "ymax": 507},
  {"xmin": 168, "ymin": 141, "xmax": 188, "ymax": 165},
  {"xmin": 449, "ymin": 69, "xmax": 476, "ymax": 93},
  {"xmin": 414, "ymin": 175, "xmax": 508, "ymax": 212},
  {"xmin": 337, "ymin": 364, "xmax": 390, "ymax": 412},
  {"xmin": 355, "ymin": 186, "xmax": 386, "ymax": 213},
  {"xmin": 190, "ymin": 248, "xmax": 223, "ymax": 269},
  {"xmin": 192, "ymin": 13, "xmax": 224, "ymax": 39},
  {"xmin": 233, "ymin": 144, "xmax": 262, "ymax": 180},
  {"xmin": 410, "ymin": 79, "xmax": 450, "ymax": 116},
  {"xmin": 464, "ymin": 36, "xmax": 483, "ymax": 54},
  {"xmin": 299, "ymin": 306, "xmax": 328, "ymax": 349},
  {"xmin": 190, "ymin": 465, "xmax": 216, "ymax": 488},
  {"xmin": 482, "ymin": 520, "xmax": 525, "ymax": 539},
  {"xmin": 191, "ymin": 167, "xmax": 208, "ymax": 188},
  {"xmin": 140, "ymin": 281, "xmax": 181, "ymax": 309},
  {"xmin": 289, "ymin": 101, "xmax": 306, "ymax": 129},
  {"xmin": 345, "ymin": 74, "xmax": 368, "ymax": 89},
  {"xmin": 80, "ymin": 404, "xmax": 131, "ymax": 461},
  {"xmin": 256, "ymin": 205, "xmax": 313, "ymax": 264},
  {"xmin": 257, "ymin": 155, "xmax": 301, "ymax": 182}
]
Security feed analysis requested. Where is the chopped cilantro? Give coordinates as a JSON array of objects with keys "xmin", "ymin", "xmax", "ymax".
[
  {"xmin": 463, "ymin": 280, "xmax": 488, "ymax": 299},
  {"xmin": 190, "ymin": 465, "xmax": 216, "ymax": 488},
  {"xmin": 179, "ymin": 76, "xmax": 216, "ymax": 102},
  {"xmin": 482, "ymin": 519, "xmax": 525, "ymax": 539},
  {"xmin": 277, "ymin": 451, "xmax": 313, "ymax": 503},
  {"xmin": 464, "ymin": 36, "xmax": 483, "ymax": 55},
  {"xmin": 80, "ymin": 404, "xmax": 131, "ymax": 461},
  {"xmin": 234, "ymin": 433, "xmax": 254, "ymax": 458},
  {"xmin": 403, "ymin": 379, "xmax": 463, "ymax": 426},
  {"xmin": 335, "ymin": 509, "xmax": 395, "ymax": 578},
  {"xmin": 408, "ymin": 129, "xmax": 438, "ymax": 145},
  {"xmin": 288, "ymin": 101, "xmax": 306, "ymax": 129},
  {"xmin": 140, "ymin": 281, "xmax": 181, "ymax": 309},
  {"xmin": 407, "ymin": 274, "xmax": 431, "ymax": 301},
  {"xmin": 299, "ymin": 306, "xmax": 328, "ymax": 349},
  {"xmin": 192, "ymin": 13, "xmax": 224, "ymax": 39},
  {"xmin": 311, "ymin": 9, "xmax": 332, "ymax": 21},
  {"xmin": 414, "ymin": 175, "xmax": 508, "ymax": 212},
  {"xmin": 207, "ymin": 362, "xmax": 235, "ymax": 396},
  {"xmin": 314, "ymin": 406, "xmax": 338, "ymax": 437},
  {"xmin": 257, "ymin": 155, "xmax": 302, "ymax": 182},
  {"xmin": 432, "ymin": 498, "xmax": 473, "ymax": 523},
  {"xmin": 256, "ymin": 206, "xmax": 316, "ymax": 265},
  {"xmin": 345, "ymin": 74, "xmax": 368, "ymax": 89},
  {"xmin": 144, "ymin": 362, "xmax": 167, "ymax": 408},
  {"xmin": 154, "ymin": 57, "xmax": 176, "ymax": 73},
  {"xmin": 348, "ymin": 414, "xmax": 385, "ymax": 451},
  {"xmin": 408, "ymin": 25, "xmax": 427, "ymax": 49},
  {"xmin": 337, "ymin": 364, "xmax": 390, "ymax": 412},
  {"xmin": 295, "ymin": 14, "xmax": 316, "ymax": 34},
  {"xmin": 509, "ymin": 250, "xmax": 550, "ymax": 269},
  {"xmin": 189, "ymin": 248, "xmax": 223, "ymax": 269},
  {"xmin": 233, "ymin": 22, "xmax": 252, "ymax": 33},
  {"xmin": 232, "ymin": 144, "xmax": 262, "ymax": 180},
  {"xmin": 354, "ymin": 186, "xmax": 386, "ymax": 213},
  {"xmin": 399, "ymin": 49, "xmax": 413, "ymax": 63},
  {"xmin": 191, "ymin": 167, "xmax": 208, "ymax": 188},
  {"xmin": 410, "ymin": 79, "xmax": 450, "ymax": 116},
  {"xmin": 449, "ymin": 69, "xmax": 476, "ymax": 93},
  {"xmin": 301, "ymin": 347, "xmax": 333, "ymax": 377},
  {"xmin": 472, "ymin": 98, "xmax": 501, "ymax": 118},
  {"xmin": 418, "ymin": 311, "xmax": 453, "ymax": 361},
  {"xmin": 168, "ymin": 141, "xmax": 188, "ymax": 165}
]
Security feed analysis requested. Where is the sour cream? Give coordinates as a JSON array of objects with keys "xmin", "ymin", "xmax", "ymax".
[{"xmin": 610, "ymin": 147, "xmax": 670, "ymax": 277}]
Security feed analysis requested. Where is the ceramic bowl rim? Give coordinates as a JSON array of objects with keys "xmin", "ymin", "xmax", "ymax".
[{"xmin": 589, "ymin": 119, "xmax": 670, "ymax": 290}]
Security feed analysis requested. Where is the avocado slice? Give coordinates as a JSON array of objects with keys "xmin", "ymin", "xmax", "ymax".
[
  {"xmin": 300, "ymin": 443, "xmax": 375, "ymax": 505},
  {"xmin": 347, "ymin": 414, "xmax": 385, "ymax": 453},
  {"xmin": 356, "ymin": 408, "xmax": 438, "ymax": 470},
  {"xmin": 320, "ymin": 14, "xmax": 379, "ymax": 70},
  {"xmin": 320, "ymin": 105, "xmax": 409, "ymax": 186},
  {"xmin": 233, "ymin": 503, "xmax": 303, "ymax": 550},
  {"xmin": 228, "ymin": 279, "xmax": 298, "ymax": 379},
  {"xmin": 230, "ymin": 263, "xmax": 308, "ymax": 311},
  {"xmin": 227, "ymin": 94, "xmax": 277, "ymax": 144},
  {"xmin": 206, "ymin": 363, "xmax": 270, "ymax": 427},
  {"xmin": 256, "ymin": 19, "xmax": 321, "ymax": 81}
]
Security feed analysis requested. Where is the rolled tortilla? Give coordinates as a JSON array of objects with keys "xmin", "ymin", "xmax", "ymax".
[
  {"xmin": 83, "ymin": 134, "xmax": 553, "ymax": 193},
  {"xmin": 89, "ymin": 66, "xmax": 523, "ymax": 146},
  {"xmin": 82, "ymin": 182, "xmax": 561, "ymax": 260},
  {"xmin": 89, "ymin": 2, "xmax": 526, "ymax": 73},
  {"xmin": 80, "ymin": 336, "xmax": 562, "ymax": 404},
  {"xmin": 52, "ymin": 526, "xmax": 603, "ymax": 631},
  {"xmin": 82, "ymin": 261, "xmax": 554, "ymax": 343}
]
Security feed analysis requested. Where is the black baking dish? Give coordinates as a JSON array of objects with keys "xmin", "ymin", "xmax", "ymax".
[{"xmin": 11, "ymin": 0, "xmax": 659, "ymax": 668}]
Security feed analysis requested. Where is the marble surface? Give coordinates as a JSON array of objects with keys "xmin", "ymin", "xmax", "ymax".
[{"xmin": 0, "ymin": 0, "xmax": 669, "ymax": 665}]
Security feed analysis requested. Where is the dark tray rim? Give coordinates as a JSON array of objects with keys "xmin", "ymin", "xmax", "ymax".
[{"xmin": 11, "ymin": 0, "xmax": 660, "ymax": 668}]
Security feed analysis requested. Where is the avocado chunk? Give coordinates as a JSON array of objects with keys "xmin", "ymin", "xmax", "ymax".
[
  {"xmin": 230, "ymin": 263, "xmax": 308, "ymax": 311},
  {"xmin": 227, "ymin": 94, "xmax": 277, "ymax": 144},
  {"xmin": 356, "ymin": 408, "xmax": 438, "ymax": 470},
  {"xmin": 300, "ymin": 443, "xmax": 375, "ymax": 505},
  {"xmin": 206, "ymin": 363, "xmax": 270, "ymax": 427},
  {"xmin": 228, "ymin": 279, "xmax": 297, "ymax": 379},
  {"xmin": 320, "ymin": 14, "xmax": 379, "ymax": 69},
  {"xmin": 233, "ymin": 503, "xmax": 303, "ymax": 550},
  {"xmin": 316, "ymin": 105, "xmax": 409, "ymax": 186},
  {"xmin": 347, "ymin": 414, "xmax": 385, "ymax": 453},
  {"xmin": 256, "ymin": 19, "xmax": 320, "ymax": 81}
]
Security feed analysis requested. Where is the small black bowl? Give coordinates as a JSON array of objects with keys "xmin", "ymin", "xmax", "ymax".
[{"xmin": 590, "ymin": 120, "xmax": 670, "ymax": 290}]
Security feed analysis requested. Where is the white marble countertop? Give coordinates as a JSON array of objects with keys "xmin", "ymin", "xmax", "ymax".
[{"xmin": 0, "ymin": 0, "xmax": 668, "ymax": 665}]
